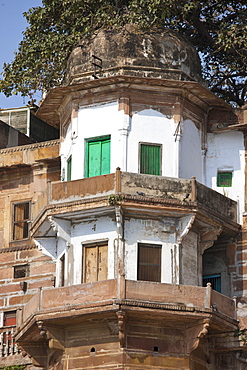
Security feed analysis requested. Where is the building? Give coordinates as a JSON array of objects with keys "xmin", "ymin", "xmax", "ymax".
[{"xmin": 1, "ymin": 25, "xmax": 247, "ymax": 369}]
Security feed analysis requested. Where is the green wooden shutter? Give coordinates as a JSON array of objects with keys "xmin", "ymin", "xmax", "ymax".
[
  {"xmin": 140, "ymin": 144, "xmax": 161, "ymax": 176},
  {"xmin": 101, "ymin": 138, "xmax": 110, "ymax": 175},
  {"xmin": 86, "ymin": 137, "xmax": 110, "ymax": 178},
  {"xmin": 87, "ymin": 141, "xmax": 101, "ymax": 177},
  {"xmin": 67, "ymin": 156, "xmax": 72, "ymax": 181},
  {"xmin": 217, "ymin": 172, "xmax": 232, "ymax": 187}
]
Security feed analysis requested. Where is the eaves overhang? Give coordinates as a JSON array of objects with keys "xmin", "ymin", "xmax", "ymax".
[
  {"xmin": 212, "ymin": 122, "xmax": 247, "ymax": 133},
  {"xmin": 36, "ymin": 75, "xmax": 231, "ymax": 128}
]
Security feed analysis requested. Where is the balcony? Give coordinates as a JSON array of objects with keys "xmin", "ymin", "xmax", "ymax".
[
  {"xmin": 15, "ymin": 278, "xmax": 239, "ymax": 365},
  {"xmin": 14, "ymin": 279, "xmax": 240, "ymax": 368},
  {"xmin": 31, "ymin": 170, "xmax": 239, "ymax": 236},
  {"xmin": 16, "ymin": 279, "xmax": 236, "ymax": 333}
]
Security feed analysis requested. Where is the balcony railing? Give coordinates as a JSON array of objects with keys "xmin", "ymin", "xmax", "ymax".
[
  {"xmin": 32, "ymin": 169, "xmax": 238, "ymax": 223},
  {"xmin": 17, "ymin": 279, "xmax": 236, "ymax": 330},
  {"xmin": 0, "ymin": 327, "xmax": 20, "ymax": 357}
]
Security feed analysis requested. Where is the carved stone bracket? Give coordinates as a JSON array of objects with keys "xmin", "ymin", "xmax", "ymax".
[
  {"xmin": 48, "ymin": 216, "xmax": 58, "ymax": 233},
  {"xmin": 199, "ymin": 227, "xmax": 222, "ymax": 254},
  {"xmin": 177, "ymin": 214, "xmax": 196, "ymax": 243},
  {"xmin": 37, "ymin": 320, "xmax": 47, "ymax": 338},
  {"xmin": 186, "ymin": 318, "xmax": 211, "ymax": 354},
  {"xmin": 47, "ymin": 215, "xmax": 71, "ymax": 243},
  {"xmin": 117, "ymin": 310, "xmax": 126, "ymax": 348}
]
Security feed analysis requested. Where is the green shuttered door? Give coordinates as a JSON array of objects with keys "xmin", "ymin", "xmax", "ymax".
[
  {"xmin": 86, "ymin": 136, "xmax": 110, "ymax": 177},
  {"xmin": 140, "ymin": 144, "xmax": 161, "ymax": 176}
]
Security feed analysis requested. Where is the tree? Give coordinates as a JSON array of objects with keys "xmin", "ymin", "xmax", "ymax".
[{"xmin": 0, "ymin": 0, "xmax": 246, "ymax": 106}]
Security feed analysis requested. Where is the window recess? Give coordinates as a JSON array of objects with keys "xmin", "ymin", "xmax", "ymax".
[
  {"xmin": 137, "ymin": 243, "xmax": 162, "ymax": 282},
  {"xmin": 82, "ymin": 242, "xmax": 108, "ymax": 283},
  {"xmin": 12, "ymin": 201, "xmax": 30, "ymax": 241},
  {"xmin": 3, "ymin": 311, "xmax": 16, "ymax": 327},
  {"xmin": 85, "ymin": 136, "xmax": 111, "ymax": 178},
  {"xmin": 140, "ymin": 143, "xmax": 161, "ymax": 176},
  {"xmin": 202, "ymin": 274, "xmax": 221, "ymax": 293},
  {"xmin": 217, "ymin": 171, "xmax": 232, "ymax": 187},
  {"xmin": 14, "ymin": 264, "xmax": 29, "ymax": 279}
]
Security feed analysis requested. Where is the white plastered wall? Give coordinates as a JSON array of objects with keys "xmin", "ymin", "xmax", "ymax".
[
  {"xmin": 60, "ymin": 101, "xmax": 125, "ymax": 180},
  {"xmin": 179, "ymin": 120, "xmax": 203, "ymax": 182},
  {"xmin": 206, "ymin": 131, "xmax": 245, "ymax": 223},
  {"xmin": 60, "ymin": 105, "xmax": 184, "ymax": 180},
  {"xmin": 69, "ymin": 216, "xmax": 180, "ymax": 286},
  {"xmin": 124, "ymin": 217, "xmax": 177, "ymax": 283},
  {"xmin": 127, "ymin": 109, "xmax": 177, "ymax": 177},
  {"xmin": 70, "ymin": 216, "xmax": 118, "ymax": 285},
  {"xmin": 60, "ymin": 103, "xmax": 206, "ymax": 182}
]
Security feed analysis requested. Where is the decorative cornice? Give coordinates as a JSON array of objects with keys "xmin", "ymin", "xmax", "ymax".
[
  {"xmin": 0, "ymin": 244, "xmax": 38, "ymax": 253},
  {"xmin": 0, "ymin": 139, "xmax": 60, "ymax": 154}
]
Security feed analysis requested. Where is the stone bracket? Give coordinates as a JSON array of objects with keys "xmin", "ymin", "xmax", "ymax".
[
  {"xmin": 199, "ymin": 227, "xmax": 222, "ymax": 254},
  {"xmin": 186, "ymin": 318, "xmax": 210, "ymax": 354},
  {"xmin": 177, "ymin": 214, "xmax": 196, "ymax": 243},
  {"xmin": 17, "ymin": 320, "xmax": 66, "ymax": 367},
  {"xmin": 117, "ymin": 310, "xmax": 126, "ymax": 348}
]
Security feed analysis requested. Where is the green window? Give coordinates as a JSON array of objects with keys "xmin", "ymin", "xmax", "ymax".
[
  {"xmin": 217, "ymin": 171, "xmax": 232, "ymax": 187},
  {"xmin": 67, "ymin": 155, "xmax": 72, "ymax": 181},
  {"xmin": 140, "ymin": 144, "xmax": 161, "ymax": 176},
  {"xmin": 85, "ymin": 136, "xmax": 110, "ymax": 178}
]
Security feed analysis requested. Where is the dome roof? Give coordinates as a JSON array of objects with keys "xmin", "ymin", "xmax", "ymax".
[{"xmin": 64, "ymin": 25, "xmax": 203, "ymax": 85}]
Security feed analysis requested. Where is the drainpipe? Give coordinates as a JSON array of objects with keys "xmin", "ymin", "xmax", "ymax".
[
  {"xmin": 201, "ymin": 149, "xmax": 207, "ymax": 185},
  {"xmin": 173, "ymin": 101, "xmax": 183, "ymax": 178},
  {"xmin": 201, "ymin": 111, "xmax": 208, "ymax": 185},
  {"xmin": 118, "ymin": 98, "xmax": 130, "ymax": 171}
]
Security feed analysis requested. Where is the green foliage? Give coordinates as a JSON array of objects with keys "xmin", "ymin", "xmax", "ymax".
[
  {"xmin": 0, "ymin": 0, "xmax": 246, "ymax": 106},
  {"xmin": 108, "ymin": 194, "xmax": 124, "ymax": 205},
  {"xmin": 1, "ymin": 366, "xmax": 25, "ymax": 370},
  {"xmin": 234, "ymin": 328, "xmax": 247, "ymax": 343}
]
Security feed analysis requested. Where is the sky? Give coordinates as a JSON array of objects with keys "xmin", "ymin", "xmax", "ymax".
[{"xmin": 0, "ymin": 0, "xmax": 42, "ymax": 109}]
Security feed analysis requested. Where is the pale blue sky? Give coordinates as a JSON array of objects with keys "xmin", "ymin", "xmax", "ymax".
[{"xmin": 0, "ymin": 0, "xmax": 42, "ymax": 109}]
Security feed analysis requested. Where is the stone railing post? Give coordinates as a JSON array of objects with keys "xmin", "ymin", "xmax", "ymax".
[
  {"xmin": 16, "ymin": 308, "xmax": 23, "ymax": 331},
  {"xmin": 191, "ymin": 176, "xmax": 197, "ymax": 201},
  {"xmin": 116, "ymin": 167, "xmax": 122, "ymax": 194},
  {"xmin": 205, "ymin": 282, "xmax": 212, "ymax": 308}
]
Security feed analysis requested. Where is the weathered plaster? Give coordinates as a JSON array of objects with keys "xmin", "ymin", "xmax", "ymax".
[
  {"xmin": 206, "ymin": 131, "xmax": 245, "ymax": 223},
  {"xmin": 179, "ymin": 119, "xmax": 203, "ymax": 181}
]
